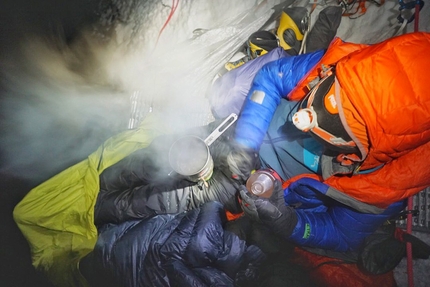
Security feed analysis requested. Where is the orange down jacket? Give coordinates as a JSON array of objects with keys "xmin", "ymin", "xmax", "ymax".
[{"xmin": 289, "ymin": 32, "xmax": 430, "ymax": 208}]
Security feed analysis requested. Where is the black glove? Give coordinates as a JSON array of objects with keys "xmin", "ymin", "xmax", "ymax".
[
  {"xmin": 395, "ymin": 228, "xmax": 430, "ymax": 259},
  {"xmin": 358, "ymin": 224, "xmax": 430, "ymax": 275},
  {"xmin": 226, "ymin": 144, "xmax": 261, "ymax": 182},
  {"xmin": 239, "ymin": 183, "xmax": 297, "ymax": 240}
]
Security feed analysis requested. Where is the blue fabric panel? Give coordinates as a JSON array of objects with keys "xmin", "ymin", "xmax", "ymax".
[
  {"xmin": 259, "ymin": 99, "xmax": 323, "ymax": 181},
  {"xmin": 288, "ymin": 198, "xmax": 406, "ymax": 252},
  {"xmin": 284, "ymin": 177, "xmax": 329, "ymax": 212},
  {"xmin": 235, "ymin": 50, "xmax": 324, "ymax": 150}
]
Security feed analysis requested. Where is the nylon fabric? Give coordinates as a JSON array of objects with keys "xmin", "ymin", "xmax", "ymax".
[
  {"xmin": 326, "ymin": 32, "xmax": 430, "ymax": 207},
  {"xmin": 287, "ymin": 37, "xmax": 368, "ymax": 101},
  {"xmin": 235, "ymin": 50, "xmax": 324, "ymax": 150},
  {"xmin": 13, "ymin": 113, "xmax": 168, "ymax": 287},
  {"xmin": 281, "ymin": 177, "xmax": 406, "ymax": 251},
  {"xmin": 284, "ymin": 33, "xmax": 430, "ymax": 208},
  {"xmin": 94, "ymin": 120, "xmax": 243, "ymax": 226},
  {"xmin": 79, "ymin": 202, "xmax": 266, "ymax": 287}
]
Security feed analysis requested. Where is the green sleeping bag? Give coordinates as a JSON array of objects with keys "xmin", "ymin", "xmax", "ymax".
[{"xmin": 13, "ymin": 114, "xmax": 168, "ymax": 287}]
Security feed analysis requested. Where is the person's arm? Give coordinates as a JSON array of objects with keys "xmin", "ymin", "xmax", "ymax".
[
  {"xmin": 240, "ymin": 177, "xmax": 406, "ymax": 252},
  {"xmin": 187, "ymin": 169, "xmax": 242, "ymax": 213},
  {"xmin": 325, "ymin": 140, "xmax": 430, "ymax": 208},
  {"xmin": 235, "ymin": 50, "xmax": 324, "ymax": 151}
]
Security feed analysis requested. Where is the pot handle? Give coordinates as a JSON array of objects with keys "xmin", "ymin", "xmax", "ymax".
[{"xmin": 204, "ymin": 113, "xmax": 238, "ymax": 146}]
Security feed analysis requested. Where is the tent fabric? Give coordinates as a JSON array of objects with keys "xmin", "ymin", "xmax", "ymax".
[{"xmin": 13, "ymin": 113, "xmax": 168, "ymax": 287}]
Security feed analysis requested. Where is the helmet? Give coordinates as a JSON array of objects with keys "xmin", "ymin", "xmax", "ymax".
[
  {"xmin": 247, "ymin": 30, "xmax": 279, "ymax": 59},
  {"xmin": 277, "ymin": 7, "xmax": 309, "ymax": 55},
  {"xmin": 292, "ymin": 68, "xmax": 359, "ymax": 154}
]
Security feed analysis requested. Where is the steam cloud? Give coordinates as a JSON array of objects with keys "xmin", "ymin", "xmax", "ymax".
[{"xmin": 0, "ymin": 0, "xmax": 275, "ymax": 184}]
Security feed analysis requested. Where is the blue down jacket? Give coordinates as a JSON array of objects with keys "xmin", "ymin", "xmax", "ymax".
[
  {"xmin": 284, "ymin": 177, "xmax": 406, "ymax": 252},
  {"xmin": 79, "ymin": 202, "xmax": 265, "ymax": 287},
  {"xmin": 232, "ymin": 50, "xmax": 406, "ymax": 252}
]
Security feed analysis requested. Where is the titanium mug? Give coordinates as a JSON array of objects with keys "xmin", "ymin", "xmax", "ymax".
[{"xmin": 169, "ymin": 113, "xmax": 237, "ymax": 183}]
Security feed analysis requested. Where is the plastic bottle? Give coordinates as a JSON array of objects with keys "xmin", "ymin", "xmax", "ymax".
[{"xmin": 246, "ymin": 169, "xmax": 278, "ymax": 198}]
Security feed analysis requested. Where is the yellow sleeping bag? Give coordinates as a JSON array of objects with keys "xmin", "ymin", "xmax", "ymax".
[{"xmin": 13, "ymin": 114, "xmax": 168, "ymax": 287}]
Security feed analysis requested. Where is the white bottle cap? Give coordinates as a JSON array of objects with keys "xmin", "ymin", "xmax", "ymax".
[
  {"xmin": 292, "ymin": 108, "xmax": 317, "ymax": 132},
  {"xmin": 247, "ymin": 170, "xmax": 275, "ymax": 198}
]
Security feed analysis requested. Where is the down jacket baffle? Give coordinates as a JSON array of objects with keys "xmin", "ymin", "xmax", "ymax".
[
  {"xmin": 79, "ymin": 202, "xmax": 266, "ymax": 287},
  {"xmin": 94, "ymin": 120, "xmax": 243, "ymax": 226}
]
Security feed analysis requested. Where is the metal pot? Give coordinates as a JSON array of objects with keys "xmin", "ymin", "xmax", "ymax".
[{"xmin": 169, "ymin": 113, "xmax": 237, "ymax": 182}]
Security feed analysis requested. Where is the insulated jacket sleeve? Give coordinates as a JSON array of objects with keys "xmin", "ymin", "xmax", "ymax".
[
  {"xmin": 284, "ymin": 177, "xmax": 406, "ymax": 252},
  {"xmin": 322, "ymin": 32, "xmax": 430, "ymax": 208},
  {"xmin": 94, "ymin": 138, "xmax": 194, "ymax": 225},
  {"xmin": 325, "ymin": 140, "xmax": 430, "ymax": 208},
  {"xmin": 234, "ymin": 50, "xmax": 324, "ymax": 150},
  {"xmin": 95, "ymin": 123, "xmax": 242, "ymax": 225}
]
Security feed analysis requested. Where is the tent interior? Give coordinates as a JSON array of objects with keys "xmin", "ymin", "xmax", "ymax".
[{"xmin": 1, "ymin": 0, "xmax": 430, "ymax": 286}]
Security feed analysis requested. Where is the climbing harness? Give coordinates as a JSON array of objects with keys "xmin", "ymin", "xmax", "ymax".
[{"xmin": 339, "ymin": 0, "xmax": 385, "ymax": 18}]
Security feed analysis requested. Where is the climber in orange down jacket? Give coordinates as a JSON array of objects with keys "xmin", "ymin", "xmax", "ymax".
[{"xmin": 228, "ymin": 32, "xmax": 430, "ymax": 252}]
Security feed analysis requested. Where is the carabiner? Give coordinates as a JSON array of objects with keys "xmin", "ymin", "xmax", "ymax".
[{"xmin": 397, "ymin": 0, "xmax": 425, "ymax": 24}]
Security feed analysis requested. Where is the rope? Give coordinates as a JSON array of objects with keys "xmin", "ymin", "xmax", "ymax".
[
  {"xmin": 154, "ymin": 0, "xmax": 180, "ymax": 49},
  {"xmin": 298, "ymin": 0, "xmax": 319, "ymax": 55},
  {"xmin": 340, "ymin": 0, "xmax": 385, "ymax": 18}
]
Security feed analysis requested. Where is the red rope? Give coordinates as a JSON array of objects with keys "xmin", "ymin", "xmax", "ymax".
[
  {"xmin": 154, "ymin": 0, "xmax": 180, "ymax": 48},
  {"xmin": 414, "ymin": 2, "xmax": 420, "ymax": 32}
]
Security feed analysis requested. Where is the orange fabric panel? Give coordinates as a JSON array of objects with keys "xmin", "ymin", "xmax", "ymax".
[
  {"xmin": 287, "ymin": 37, "xmax": 368, "ymax": 101},
  {"xmin": 327, "ymin": 32, "xmax": 430, "ymax": 207},
  {"xmin": 282, "ymin": 173, "xmax": 322, "ymax": 189},
  {"xmin": 325, "ymin": 140, "xmax": 430, "ymax": 208},
  {"xmin": 225, "ymin": 210, "xmax": 244, "ymax": 221},
  {"xmin": 336, "ymin": 32, "xmax": 430, "ymax": 168}
]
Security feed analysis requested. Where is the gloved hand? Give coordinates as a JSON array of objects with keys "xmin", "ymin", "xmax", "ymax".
[
  {"xmin": 358, "ymin": 224, "xmax": 430, "ymax": 275},
  {"xmin": 284, "ymin": 177, "xmax": 329, "ymax": 212},
  {"xmin": 239, "ymin": 183, "xmax": 297, "ymax": 240},
  {"xmin": 226, "ymin": 143, "xmax": 261, "ymax": 182},
  {"xmin": 395, "ymin": 228, "xmax": 430, "ymax": 259}
]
